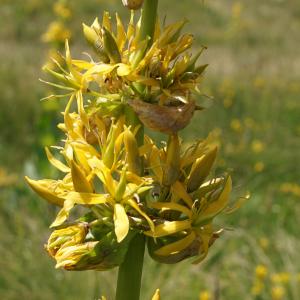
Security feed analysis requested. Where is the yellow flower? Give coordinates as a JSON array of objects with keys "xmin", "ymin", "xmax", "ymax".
[
  {"xmin": 271, "ymin": 286, "xmax": 285, "ymax": 300},
  {"xmin": 46, "ymin": 11, "xmax": 206, "ymax": 114},
  {"xmin": 0, "ymin": 167, "xmax": 17, "ymax": 187},
  {"xmin": 254, "ymin": 161, "xmax": 265, "ymax": 173},
  {"xmin": 199, "ymin": 291, "xmax": 211, "ymax": 300},
  {"xmin": 251, "ymin": 140, "xmax": 265, "ymax": 153},
  {"xmin": 46, "ymin": 223, "xmax": 88, "ymax": 257},
  {"xmin": 271, "ymin": 273, "xmax": 290, "ymax": 284},
  {"xmin": 42, "ymin": 21, "xmax": 71, "ymax": 43},
  {"xmin": 280, "ymin": 182, "xmax": 300, "ymax": 197},
  {"xmin": 232, "ymin": 2, "xmax": 243, "ymax": 19},
  {"xmin": 259, "ymin": 237, "xmax": 270, "ymax": 250},
  {"xmin": 230, "ymin": 119, "xmax": 242, "ymax": 132},
  {"xmin": 253, "ymin": 76, "xmax": 266, "ymax": 89},
  {"xmin": 53, "ymin": 1, "xmax": 72, "ymax": 19},
  {"xmin": 223, "ymin": 97, "xmax": 233, "ymax": 108},
  {"xmin": 144, "ymin": 135, "xmax": 232, "ymax": 264},
  {"xmin": 251, "ymin": 280, "xmax": 264, "ymax": 296},
  {"xmin": 255, "ymin": 264, "xmax": 268, "ymax": 280}
]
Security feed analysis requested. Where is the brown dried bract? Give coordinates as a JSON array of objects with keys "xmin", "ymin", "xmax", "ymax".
[{"xmin": 128, "ymin": 99, "xmax": 196, "ymax": 134}]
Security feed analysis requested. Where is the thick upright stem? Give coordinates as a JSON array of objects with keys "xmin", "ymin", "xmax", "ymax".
[
  {"xmin": 139, "ymin": 0, "xmax": 159, "ymax": 45},
  {"xmin": 115, "ymin": 234, "xmax": 146, "ymax": 300},
  {"xmin": 115, "ymin": 1, "xmax": 158, "ymax": 300}
]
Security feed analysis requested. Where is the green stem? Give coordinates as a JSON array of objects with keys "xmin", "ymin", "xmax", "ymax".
[
  {"xmin": 139, "ymin": 0, "xmax": 159, "ymax": 45},
  {"xmin": 115, "ymin": 2, "xmax": 158, "ymax": 299},
  {"xmin": 115, "ymin": 234, "xmax": 146, "ymax": 300}
]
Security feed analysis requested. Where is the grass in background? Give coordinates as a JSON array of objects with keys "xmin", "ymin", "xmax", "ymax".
[{"xmin": 0, "ymin": 0, "xmax": 299, "ymax": 299}]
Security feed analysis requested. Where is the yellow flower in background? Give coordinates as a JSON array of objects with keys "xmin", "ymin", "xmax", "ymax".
[
  {"xmin": 280, "ymin": 182, "xmax": 300, "ymax": 197},
  {"xmin": 42, "ymin": 21, "xmax": 71, "ymax": 43},
  {"xmin": 223, "ymin": 96, "xmax": 233, "ymax": 108},
  {"xmin": 54, "ymin": 1, "xmax": 72, "ymax": 19},
  {"xmin": 271, "ymin": 273, "xmax": 291, "ymax": 284},
  {"xmin": 251, "ymin": 280, "xmax": 264, "ymax": 296},
  {"xmin": 255, "ymin": 264, "xmax": 268, "ymax": 280},
  {"xmin": 251, "ymin": 139, "xmax": 265, "ymax": 153},
  {"xmin": 199, "ymin": 290, "xmax": 212, "ymax": 300},
  {"xmin": 254, "ymin": 161, "xmax": 265, "ymax": 173},
  {"xmin": 232, "ymin": 2, "xmax": 243, "ymax": 19},
  {"xmin": 253, "ymin": 76, "xmax": 266, "ymax": 89},
  {"xmin": 0, "ymin": 167, "xmax": 18, "ymax": 187},
  {"xmin": 271, "ymin": 286, "xmax": 285, "ymax": 300},
  {"xmin": 259, "ymin": 237, "xmax": 270, "ymax": 250},
  {"xmin": 230, "ymin": 118, "xmax": 242, "ymax": 132}
]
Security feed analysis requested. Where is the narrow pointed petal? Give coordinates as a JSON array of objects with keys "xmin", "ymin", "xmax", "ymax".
[
  {"xmin": 45, "ymin": 147, "xmax": 70, "ymax": 173},
  {"xmin": 70, "ymin": 160, "xmax": 93, "ymax": 193},
  {"xmin": 25, "ymin": 176, "xmax": 64, "ymax": 206},
  {"xmin": 171, "ymin": 181, "xmax": 193, "ymax": 208},
  {"xmin": 155, "ymin": 231, "xmax": 196, "ymax": 256},
  {"xmin": 114, "ymin": 203, "xmax": 129, "ymax": 243},
  {"xmin": 144, "ymin": 220, "xmax": 191, "ymax": 238}
]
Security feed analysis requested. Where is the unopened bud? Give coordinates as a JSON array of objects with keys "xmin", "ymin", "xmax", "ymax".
[
  {"xmin": 187, "ymin": 147, "xmax": 217, "ymax": 192},
  {"xmin": 124, "ymin": 128, "xmax": 141, "ymax": 175},
  {"xmin": 46, "ymin": 223, "xmax": 88, "ymax": 257},
  {"xmin": 101, "ymin": 27, "xmax": 121, "ymax": 63},
  {"xmin": 82, "ymin": 24, "xmax": 109, "ymax": 63},
  {"xmin": 122, "ymin": 0, "xmax": 144, "ymax": 10},
  {"xmin": 162, "ymin": 134, "xmax": 180, "ymax": 186},
  {"xmin": 115, "ymin": 167, "xmax": 127, "ymax": 202},
  {"xmin": 71, "ymin": 160, "xmax": 94, "ymax": 193},
  {"xmin": 54, "ymin": 230, "xmax": 135, "ymax": 270},
  {"xmin": 103, "ymin": 124, "xmax": 118, "ymax": 168},
  {"xmin": 194, "ymin": 176, "xmax": 232, "ymax": 226}
]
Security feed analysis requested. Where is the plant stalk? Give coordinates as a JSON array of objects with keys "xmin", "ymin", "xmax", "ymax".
[
  {"xmin": 115, "ymin": 1, "xmax": 158, "ymax": 299},
  {"xmin": 115, "ymin": 234, "xmax": 146, "ymax": 300}
]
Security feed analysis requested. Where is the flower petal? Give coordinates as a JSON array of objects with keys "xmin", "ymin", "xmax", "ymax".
[
  {"xmin": 114, "ymin": 203, "xmax": 129, "ymax": 243},
  {"xmin": 144, "ymin": 220, "xmax": 191, "ymax": 238},
  {"xmin": 155, "ymin": 231, "xmax": 196, "ymax": 256}
]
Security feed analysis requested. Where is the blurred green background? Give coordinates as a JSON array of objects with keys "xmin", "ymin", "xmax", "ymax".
[{"xmin": 0, "ymin": 0, "xmax": 299, "ymax": 299}]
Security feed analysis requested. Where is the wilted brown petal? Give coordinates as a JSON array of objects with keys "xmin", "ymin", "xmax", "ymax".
[{"xmin": 128, "ymin": 99, "xmax": 196, "ymax": 134}]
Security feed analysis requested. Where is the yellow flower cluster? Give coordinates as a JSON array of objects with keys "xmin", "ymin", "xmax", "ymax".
[
  {"xmin": 0, "ymin": 167, "xmax": 17, "ymax": 187},
  {"xmin": 42, "ymin": 0, "xmax": 72, "ymax": 69},
  {"xmin": 27, "ymin": 10, "xmax": 235, "ymax": 271},
  {"xmin": 251, "ymin": 264, "xmax": 298, "ymax": 300},
  {"xmin": 280, "ymin": 182, "xmax": 300, "ymax": 197},
  {"xmin": 42, "ymin": 21, "xmax": 71, "ymax": 44}
]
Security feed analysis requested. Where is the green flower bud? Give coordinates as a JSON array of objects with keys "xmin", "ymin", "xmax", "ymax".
[
  {"xmin": 103, "ymin": 124, "xmax": 118, "ymax": 169},
  {"xmin": 162, "ymin": 134, "xmax": 180, "ymax": 186},
  {"xmin": 115, "ymin": 167, "xmax": 127, "ymax": 202},
  {"xmin": 187, "ymin": 147, "xmax": 217, "ymax": 192},
  {"xmin": 101, "ymin": 27, "xmax": 121, "ymax": 63},
  {"xmin": 124, "ymin": 128, "xmax": 141, "ymax": 175},
  {"xmin": 82, "ymin": 24, "xmax": 109, "ymax": 63}
]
